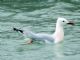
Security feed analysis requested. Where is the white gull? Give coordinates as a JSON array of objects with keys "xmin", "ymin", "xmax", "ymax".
[{"xmin": 13, "ymin": 17, "xmax": 74, "ymax": 44}]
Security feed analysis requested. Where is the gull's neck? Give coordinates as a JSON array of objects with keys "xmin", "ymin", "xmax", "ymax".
[
  {"xmin": 55, "ymin": 22, "xmax": 64, "ymax": 33},
  {"xmin": 53, "ymin": 21, "xmax": 64, "ymax": 43}
]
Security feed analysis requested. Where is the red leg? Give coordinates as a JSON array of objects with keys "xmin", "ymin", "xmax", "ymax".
[{"xmin": 26, "ymin": 39, "xmax": 33, "ymax": 44}]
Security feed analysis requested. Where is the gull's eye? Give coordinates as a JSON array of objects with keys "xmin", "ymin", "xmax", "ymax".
[{"xmin": 63, "ymin": 21, "xmax": 65, "ymax": 22}]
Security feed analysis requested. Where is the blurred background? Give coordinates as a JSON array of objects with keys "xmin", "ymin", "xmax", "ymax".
[{"xmin": 0, "ymin": 0, "xmax": 80, "ymax": 60}]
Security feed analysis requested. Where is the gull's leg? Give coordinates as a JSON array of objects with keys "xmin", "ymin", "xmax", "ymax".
[{"xmin": 26, "ymin": 39, "xmax": 33, "ymax": 44}]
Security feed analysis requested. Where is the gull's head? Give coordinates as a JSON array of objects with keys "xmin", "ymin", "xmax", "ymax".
[{"xmin": 57, "ymin": 17, "xmax": 74, "ymax": 26}]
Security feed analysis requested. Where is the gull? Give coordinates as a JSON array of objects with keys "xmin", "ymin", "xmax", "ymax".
[{"xmin": 13, "ymin": 17, "xmax": 74, "ymax": 44}]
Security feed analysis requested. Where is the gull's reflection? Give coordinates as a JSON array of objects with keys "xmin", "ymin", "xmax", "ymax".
[{"xmin": 53, "ymin": 43, "xmax": 64, "ymax": 60}]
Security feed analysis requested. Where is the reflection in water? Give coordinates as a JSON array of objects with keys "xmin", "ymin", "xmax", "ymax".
[{"xmin": 53, "ymin": 43, "xmax": 64, "ymax": 60}]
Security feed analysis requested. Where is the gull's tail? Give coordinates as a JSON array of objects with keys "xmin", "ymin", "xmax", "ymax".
[{"xmin": 13, "ymin": 28, "xmax": 23, "ymax": 33}]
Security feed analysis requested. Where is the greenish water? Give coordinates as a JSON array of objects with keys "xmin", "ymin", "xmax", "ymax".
[{"xmin": 0, "ymin": 0, "xmax": 80, "ymax": 60}]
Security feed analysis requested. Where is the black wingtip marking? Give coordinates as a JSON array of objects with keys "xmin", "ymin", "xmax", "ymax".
[{"xmin": 13, "ymin": 28, "xmax": 23, "ymax": 33}]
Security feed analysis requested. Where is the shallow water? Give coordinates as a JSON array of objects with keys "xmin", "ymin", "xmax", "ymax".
[{"xmin": 0, "ymin": 0, "xmax": 80, "ymax": 60}]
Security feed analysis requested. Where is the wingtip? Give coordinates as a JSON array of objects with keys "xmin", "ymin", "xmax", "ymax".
[
  {"xmin": 13, "ymin": 28, "xmax": 17, "ymax": 31},
  {"xmin": 13, "ymin": 27, "xmax": 23, "ymax": 33}
]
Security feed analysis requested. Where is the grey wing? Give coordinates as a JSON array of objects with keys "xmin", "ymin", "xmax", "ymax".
[
  {"xmin": 23, "ymin": 30, "xmax": 54, "ymax": 42},
  {"xmin": 31, "ymin": 33, "xmax": 54, "ymax": 42}
]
